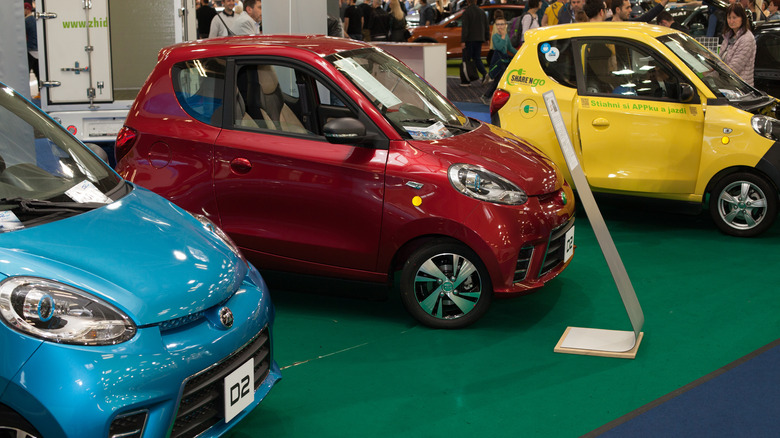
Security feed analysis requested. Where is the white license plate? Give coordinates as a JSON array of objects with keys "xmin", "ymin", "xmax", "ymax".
[
  {"xmin": 223, "ymin": 358, "xmax": 255, "ymax": 423},
  {"xmin": 564, "ymin": 226, "xmax": 575, "ymax": 263}
]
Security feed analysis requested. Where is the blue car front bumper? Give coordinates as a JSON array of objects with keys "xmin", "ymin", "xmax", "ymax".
[{"xmin": 0, "ymin": 269, "xmax": 280, "ymax": 438}]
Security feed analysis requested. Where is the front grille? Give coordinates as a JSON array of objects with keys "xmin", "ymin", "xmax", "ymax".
[
  {"xmin": 514, "ymin": 246, "xmax": 534, "ymax": 282},
  {"xmin": 539, "ymin": 219, "xmax": 574, "ymax": 278},
  {"xmin": 170, "ymin": 327, "xmax": 271, "ymax": 438}
]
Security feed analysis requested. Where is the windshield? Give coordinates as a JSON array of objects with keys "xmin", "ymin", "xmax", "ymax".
[
  {"xmin": 327, "ymin": 48, "xmax": 473, "ymax": 140},
  {"xmin": 660, "ymin": 33, "xmax": 758, "ymax": 101},
  {"xmin": 0, "ymin": 84, "xmax": 123, "ymax": 230}
]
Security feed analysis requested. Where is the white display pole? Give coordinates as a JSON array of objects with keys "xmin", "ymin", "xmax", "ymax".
[{"xmin": 543, "ymin": 90, "xmax": 645, "ymax": 359}]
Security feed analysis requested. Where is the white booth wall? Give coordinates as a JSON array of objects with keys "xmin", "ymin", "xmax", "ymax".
[{"xmin": 0, "ymin": 4, "xmax": 33, "ymax": 99}]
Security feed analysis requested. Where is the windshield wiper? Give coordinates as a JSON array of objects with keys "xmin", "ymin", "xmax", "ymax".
[
  {"xmin": 0, "ymin": 198, "xmax": 107, "ymax": 214},
  {"xmin": 399, "ymin": 118, "xmax": 471, "ymax": 132}
]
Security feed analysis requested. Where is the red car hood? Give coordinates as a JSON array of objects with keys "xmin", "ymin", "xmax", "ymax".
[{"xmin": 409, "ymin": 122, "xmax": 563, "ymax": 196}]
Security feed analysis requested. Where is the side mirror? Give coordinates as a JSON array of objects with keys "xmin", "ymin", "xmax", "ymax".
[
  {"xmin": 84, "ymin": 142, "xmax": 110, "ymax": 163},
  {"xmin": 679, "ymin": 83, "xmax": 695, "ymax": 103},
  {"xmin": 323, "ymin": 117, "xmax": 367, "ymax": 144}
]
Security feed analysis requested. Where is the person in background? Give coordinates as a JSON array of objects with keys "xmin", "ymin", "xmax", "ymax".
[
  {"xmin": 460, "ymin": 0, "xmax": 489, "ymax": 86},
  {"xmin": 209, "ymin": 0, "xmax": 238, "ymax": 37},
  {"xmin": 744, "ymin": 0, "xmax": 765, "ymax": 23},
  {"xmin": 541, "ymin": 0, "xmax": 566, "ymax": 26},
  {"xmin": 767, "ymin": 0, "xmax": 780, "ymax": 20},
  {"xmin": 370, "ymin": 0, "xmax": 391, "ymax": 40},
  {"xmin": 420, "ymin": 0, "xmax": 436, "ymax": 25},
  {"xmin": 435, "ymin": 0, "xmax": 450, "ymax": 20},
  {"xmin": 328, "ymin": 14, "xmax": 346, "ymax": 37},
  {"xmin": 24, "ymin": 2, "xmax": 39, "ymax": 95},
  {"xmin": 486, "ymin": 10, "xmax": 505, "ymax": 74},
  {"xmin": 481, "ymin": 15, "xmax": 516, "ymax": 104},
  {"xmin": 344, "ymin": 0, "xmax": 365, "ymax": 40},
  {"xmin": 196, "ymin": 0, "xmax": 217, "ymax": 39},
  {"xmin": 558, "ymin": 0, "xmax": 584, "ymax": 23},
  {"xmin": 720, "ymin": 2, "xmax": 756, "ymax": 85},
  {"xmin": 584, "ymin": 0, "xmax": 607, "ymax": 21},
  {"xmin": 524, "ymin": 0, "xmax": 550, "ymax": 23},
  {"xmin": 388, "ymin": 0, "xmax": 409, "ymax": 41},
  {"xmin": 359, "ymin": 0, "xmax": 374, "ymax": 41},
  {"xmin": 521, "ymin": 0, "xmax": 540, "ymax": 41},
  {"xmin": 609, "ymin": 0, "xmax": 668, "ymax": 22},
  {"xmin": 234, "ymin": 0, "xmax": 262, "ymax": 35},
  {"xmin": 657, "ymin": 10, "xmax": 690, "ymax": 33}
]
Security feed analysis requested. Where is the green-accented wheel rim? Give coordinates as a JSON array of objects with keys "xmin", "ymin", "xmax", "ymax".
[
  {"xmin": 413, "ymin": 253, "xmax": 483, "ymax": 320},
  {"xmin": 716, "ymin": 180, "xmax": 769, "ymax": 231}
]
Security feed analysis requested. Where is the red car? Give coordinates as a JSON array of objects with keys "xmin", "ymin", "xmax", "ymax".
[{"xmin": 115, "ymin": 35, "xmax": 575, "ymax": 329}]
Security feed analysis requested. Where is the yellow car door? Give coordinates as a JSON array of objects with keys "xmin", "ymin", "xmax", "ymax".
[{"xmin": 575, "ymin": 39, "xmax": 705, "ymax": 194}]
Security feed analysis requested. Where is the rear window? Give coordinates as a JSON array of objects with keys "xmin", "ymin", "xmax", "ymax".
[
  {"xmin": 538, "ymin": 39, "xmax": 577, "ymax": 88},
  {"xmin": 172, "ymin": 58, "xmax": 226, "ymax": 125}
]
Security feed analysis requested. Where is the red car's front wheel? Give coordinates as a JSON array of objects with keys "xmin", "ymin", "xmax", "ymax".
[{"xmin": 400, "ymin": 240, "xmax": 493, "ymax": 329}]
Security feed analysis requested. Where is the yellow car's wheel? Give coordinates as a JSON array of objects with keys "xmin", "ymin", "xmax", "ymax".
[{"xmin": 710, "ymin": 172, "xmax": 778, "ymax": 237}]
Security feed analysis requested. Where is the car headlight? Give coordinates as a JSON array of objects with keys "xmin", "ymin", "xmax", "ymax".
[
  {"xmin": 751, "ymin": 115, "xmax": 780, "ymax": 141},
  {"xmin": 448, "ymin": 164, "xmax": 528, "ymax": 205},
  {"xmin": 0, "ymin": 277, "xmax": 136, "ymax": 345},
  {"xmin": 193, "ymin": 214, "xmax": 247, "ymax": 264}
]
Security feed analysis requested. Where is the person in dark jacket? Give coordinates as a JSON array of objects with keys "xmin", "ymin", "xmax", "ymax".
[
  {"xmin": 460, "ymin": 0, "xmax": 489, "ymax": 86},
  {"xmin": 388, "ymin": 0, "xmax": 409, "ymax": 41},
  {"xmin": 196, "ymin": 0, "xmax": 218, "ymax": 39},
  {"xmin": 344, "ymin": 0, "xmax": 365, "ymax": 40},
  {"xmin": 607, "ymin": 0, "xmax": 668, "ymax": 23},
  {"xmin": 370, "ymin": 0, "xmax": 391, "ymax": 40},
  {"xmin": 657, "ymin": 10, "xmax": 691, "ymax": 34}
]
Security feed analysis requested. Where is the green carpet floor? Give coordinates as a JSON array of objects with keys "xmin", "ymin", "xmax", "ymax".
[{"xmin": 228, "ymin": 202, "xmax": 780, "ymax": 437}]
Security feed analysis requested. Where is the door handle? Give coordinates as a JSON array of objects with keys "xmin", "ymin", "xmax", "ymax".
[
  {"xmin": 591, "ymin": 118, "xmax": 610, "ymax": 127},
  {"xmin": 230, "ymin": 158, "xmax": 252, "ymax": 174}
]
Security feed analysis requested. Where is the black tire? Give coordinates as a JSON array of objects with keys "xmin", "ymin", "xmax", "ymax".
[
  {"xmin": 709, "ymin": 172, "xmax": 778, "ymax": 237},
  {"xmin": 399, "ymin": 241, "xmax": 492, "ymax": 329},
  {"xmin": 413, "ymin": 37, "xmax": 438, "ymax": 43},
  {"xmin": 0, "ymin": 406, "xmax": 40, "ymax": 438}
]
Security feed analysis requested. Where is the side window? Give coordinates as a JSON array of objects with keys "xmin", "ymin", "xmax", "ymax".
[
  {"xmin": 314, "ymin": 79, "xmax": 360, "ymax": 127},
  {"xmin": 172, "ymin": 58, "xmax": 226, "ymax": 125},
  {"xmin": 756, "ymin": 33, "xmax": 780, "ymax": 70},
  {"xmin": 579, "ymin": 40, "xmax": 680, "ymax": 100},
  {"xmin": 538, "ymin": 39, "xmax": 577, "ymax": 88},
  {"xmin": 233, "ymin": 64, "xmax": 311, "ymax": 135}
]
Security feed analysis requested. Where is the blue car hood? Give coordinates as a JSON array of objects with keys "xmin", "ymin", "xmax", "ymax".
[{"xmin": 0, "ymin": 187, "xmax": 246, "ymax": 326}]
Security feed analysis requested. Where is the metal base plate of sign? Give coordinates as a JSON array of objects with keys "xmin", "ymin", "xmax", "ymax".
[
  {"xmin": 543, "ymin": 90, "xmax": 645, "ymax": 359},
  {"xmin": 554, "ymin": 327, "xmax": 644, "ymax": 359}
]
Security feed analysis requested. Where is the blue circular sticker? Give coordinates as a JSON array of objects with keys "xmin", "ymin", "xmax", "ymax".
[{"xmin": 540, "ymin": 43, "xmax": 551, "ymax": 54}]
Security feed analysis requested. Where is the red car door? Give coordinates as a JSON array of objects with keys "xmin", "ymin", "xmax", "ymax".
[{"xmin": 212, "ymin": 61, "xmax": 388, "ymax": 274}]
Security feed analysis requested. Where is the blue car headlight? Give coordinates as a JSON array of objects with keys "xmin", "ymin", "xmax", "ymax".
[
  {"xmin": 448, "ymin": 164, "xmax": 528, "ymax": 205},
  {"xmin": 0, "ymin": 277, "xmax": 136, "ymax": 345}
]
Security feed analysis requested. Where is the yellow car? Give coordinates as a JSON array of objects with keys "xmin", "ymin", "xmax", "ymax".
[{"xmin": 491, "ymin": 23, "xmax": 780, "ymax": 237}]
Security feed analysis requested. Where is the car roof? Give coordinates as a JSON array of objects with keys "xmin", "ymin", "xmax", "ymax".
[
  {"xmin": 161, "ymin": 34, "xmax": 371, "ymax": 61},
  {"xmin": 524, "ymin": 22, "xmax": 679, "ymax": 42}
]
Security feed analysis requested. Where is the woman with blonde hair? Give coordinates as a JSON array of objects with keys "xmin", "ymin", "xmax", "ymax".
[{"xmin": 388, "ymin": 0, "xmax": 409, "ymax": 41}]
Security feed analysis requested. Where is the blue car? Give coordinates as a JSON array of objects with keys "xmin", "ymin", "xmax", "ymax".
[{"xmin": 0, "ymin": 82, "xmax": 280, "ymax": 437}]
